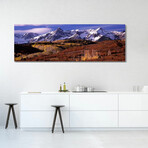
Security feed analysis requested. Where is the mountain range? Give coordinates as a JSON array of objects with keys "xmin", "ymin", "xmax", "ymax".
[{"xmin": 14, "ymin": 27, "xmax": 125, "ymax": 44}]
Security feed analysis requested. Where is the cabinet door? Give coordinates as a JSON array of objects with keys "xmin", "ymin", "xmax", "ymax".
[
  {"xmin": 20, "ymin": 111, "xmax": 69, "ymax": 128},
  {"xmin": 119, "ymin": 111, "xmax": 148, "ymax": 127},
  {"xmin": 21, "ymin": 94, "xmax": 69, "ymax": 110},
  {"xmin": 70, "ymin": 111, "xmax": 118, "ymax": 127},
  {"xmin": 119, "ymin": 94, "xmax": 148, "ymax": 110},
  {"xmin": 70, "ymin": 94, "xmax": 118, "ymax": 110}
]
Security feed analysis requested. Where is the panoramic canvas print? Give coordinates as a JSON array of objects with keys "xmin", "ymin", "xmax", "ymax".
[{"xmin": 14, "ymin": 24, "xmax": 125, "ymax": 62}]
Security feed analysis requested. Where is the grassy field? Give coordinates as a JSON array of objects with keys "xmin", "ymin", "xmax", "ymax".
[{"xmin": 14, "ymin": 39, "xmax": 125, "ymax": 62}]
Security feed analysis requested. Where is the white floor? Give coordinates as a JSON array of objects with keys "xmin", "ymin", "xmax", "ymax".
[{"xmin": 0, "ymin": 129, "xmax": 148, "ymax": 148}]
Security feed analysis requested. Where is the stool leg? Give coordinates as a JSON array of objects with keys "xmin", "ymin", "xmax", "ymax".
[
  {"xmin": 58, "ymin": 108, "xmax": 64, "ymax": 133},
  {"xmin": 12, "ymin": 106, "xmax": 18, "ymax": 129},
  {"xmin": 52, "ymin": 108, "xmax": 58, "ymax": 133},
  {"xmin": 5, "ymin": 106, "xmax": 11, "ymax": 129}
]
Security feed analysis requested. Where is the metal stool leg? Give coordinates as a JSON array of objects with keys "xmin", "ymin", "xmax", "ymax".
[
  {"xmin": 58, "ymin": 108, "xmax": 64, "ymax": 133},
  {"xmin": 12, "ymin": 106, "xmax": 18, "ymax": 129},
  {"xmin": 52, "ymin": 108, "xmax": 58, "ymax": 133},
  {"xmin": 5, "ymin": 106, "xmax": 11, "ymax": 129}
]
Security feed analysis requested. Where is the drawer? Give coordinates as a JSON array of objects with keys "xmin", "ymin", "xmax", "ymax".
[
  {"xmin": 119, "ymin": 111, "xmax": 148, "ymax": 127},
  {"xmin": 21, "ymin": 94, "xmax": 69, "ymax": 110},
  {"xmin": 20, "ymin": 111, "xmax": 69, "ymax": 128},
  {"xmin": 70, "ymin": 94, "xmax": 118, "ymax": 110},
  {"xmin": 119, "ymin": 94, "xmax": 148, "ymax": 110},
  {"xmin": 70, "ymin": 111, "xmax": 118, "ymax": 127}
]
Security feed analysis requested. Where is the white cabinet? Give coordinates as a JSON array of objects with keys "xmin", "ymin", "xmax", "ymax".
[
  {"xmin": 70, "ymin": 94, "xmax": 118, "ymax": 110},
  {"xmin": 20, "ymin": 111, "xmax": 69, "ymax": 128},
  {"xmin": 69, "ymin": 94, "xmax": 118, "ymax": 128},
  {"xmin": 20, "ymin": 92, "xmax": 148, "ymax": 129},
  {"xmin": 119, "ymin": 94, "xmax": 148, "ymax": 127},
  {"xmin": 21, "ymin": 94, "xmax": 69, "ymax": 110},
  {"xmin": 119, "ymin": 94, "xmax": 148, "ymax": 110},
  {"xmin": 119, "ymin": 111, "xmax": 148, "ymax": 127},
  {"xmin": 70, "ymin": 111, "xmax": 118, "ymax": 127},
  {"xmin": 20, "ymin": 93, "xmax": 69, "ymax": 128}
]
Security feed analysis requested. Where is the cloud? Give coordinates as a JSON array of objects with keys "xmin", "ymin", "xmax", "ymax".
[
  {"xmin": 15, "ymin": 28, "xmax": 51, "ymax": 34},
  {"xmin": 15, "ymin": 24, "xmax": 46, "ymax": 26}
]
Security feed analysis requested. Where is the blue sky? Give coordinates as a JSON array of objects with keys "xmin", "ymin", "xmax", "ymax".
[{"xmin": 14, "ymin": 24, "xmax": 125, "ymax": 34}]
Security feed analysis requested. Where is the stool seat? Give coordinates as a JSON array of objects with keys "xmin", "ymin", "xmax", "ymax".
[
  {"xmin": 51, "ymin": 105, "xmax": 65, "ymax": 108},
  {"xmin": 5, "ymin": 103, "xmax": 17, "ymax": 106},
  {"xmin": 5, "ymin": 103, "xmax": 18, "ymax": 129},
  {"xmin": 51, "ymin": 105, "xmax": 65, "ymax": 133}
]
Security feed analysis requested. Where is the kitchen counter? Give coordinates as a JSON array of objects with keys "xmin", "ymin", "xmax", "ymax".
[
  {"xmin": 20, "ymin": 92, "xmax": 148, "ymax": 129},
  {"xmin": 21, "ymin": 91, "xmax": 148, "ymax": 95}
]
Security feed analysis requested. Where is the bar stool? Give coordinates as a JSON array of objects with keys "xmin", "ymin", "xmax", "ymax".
[
  {"xmin": 5, "ymin": 103, "xmax": 18, "ymax": 129},
  {"xmin": 51, "ymin": 105, "xmax": 65, "ymax": 133}
]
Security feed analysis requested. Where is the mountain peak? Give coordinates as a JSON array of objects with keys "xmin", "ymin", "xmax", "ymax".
[
  {"xmin": 94, "ymin": 27, "xmax": 105, "ymax": 33},
  {"xmin": 95, "ymin": 27, "xmax": 102, "ymax": 31},
  {"xmin": 53, "ymin": 28, "xmax": 64, "ymax": 36},
  {"xmin": 55, "ymin": 27, "xmax": 63, "ymax": 32},
  {"xmin": 95, "ymin": 27, "xmax": 107, "ymax": 35}
]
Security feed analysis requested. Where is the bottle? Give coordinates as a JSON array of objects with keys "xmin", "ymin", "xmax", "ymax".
[
  {"xmin": 60, "ymin": 84, "xmax": 62, "ymax": 92},
  {"xmin": 63, "ymin": 82, "xmax": 66, "ymax": 91}
]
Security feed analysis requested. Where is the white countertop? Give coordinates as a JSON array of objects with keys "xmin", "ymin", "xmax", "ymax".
[{"xmin": 20, "ymin": 91, "xmax": 148, "ymax": 95}]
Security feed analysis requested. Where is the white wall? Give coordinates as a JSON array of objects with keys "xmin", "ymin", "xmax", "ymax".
[{"xmin": 0, "ymin": 0, "xmax": 148, "ymax": 126}]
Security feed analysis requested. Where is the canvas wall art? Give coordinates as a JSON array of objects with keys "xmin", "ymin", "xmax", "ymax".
[{"xmin": 14, "ymin": 24, "xmax": 125, "ymax": 62}]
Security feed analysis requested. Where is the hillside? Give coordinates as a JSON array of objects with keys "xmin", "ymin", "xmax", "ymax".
[{"xmin": 15, "ymin": 39, "xmax": 125, "ymax": 62}]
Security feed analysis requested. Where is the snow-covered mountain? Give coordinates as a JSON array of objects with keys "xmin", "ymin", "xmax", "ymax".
[
  {"xmin": 14, "ymin": 28, "xmax": 125, "ymax": 44},
  {"xmin": 14, "ymin": 33, "xmax": 39, "ymax": 44},
  {"xmin": 31, "ymin": 28, "xmax": 73, "ymax": 42},
  {"xmin": 111, "ymin": 31, "xmax": 125, "ymax": 40}
]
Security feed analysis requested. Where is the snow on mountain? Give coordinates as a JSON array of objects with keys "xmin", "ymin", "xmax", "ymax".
[
  {"xmin": 85, "ymin": 28, "xmax": 108, "ymax": 41},
  {"xmin": 15, "ymin": 32, "xmax": 39, "ymax": 44},
  {"xmin": 69, "ymin": 33, "xmax": 82, "ymax": 40},
  {"xmin": 87, "ymin": 34, "xmax": 102, "ymax": 41},
  {"xmin": 95, "ymin": 27, "xmax": 108, "ymax": 35},
  {"xmin": 111, "ymin": 31, "xmax": 125, "ymax": 40},
  {"xmin": 22, "ymin": 33, "xmax": 39, "ymax": 40},
  {"xmin": 15, "ymin": 27, "xmax": 125, "ymax": 44},
  {"xmin": 31, "ymin": 32, "xmax": 52, "ymax": 42},
  {"xmin": 30, "ymin": 28, "xmax": 73, "ymax": 42},
  {"xmin": 105, "ymin": 32, "xmax": 118, "ymax": 40}
]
